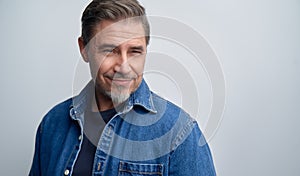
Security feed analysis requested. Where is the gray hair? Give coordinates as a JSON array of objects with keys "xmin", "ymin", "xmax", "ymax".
[{"xmin": 81, "ymin": 0, "xmax": 150, "ymax": 46}]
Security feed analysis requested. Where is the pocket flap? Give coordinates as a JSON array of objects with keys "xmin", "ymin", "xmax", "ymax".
[{"xmin": 119, "ymin": 161, "xmax": 163, "ymax": 175}]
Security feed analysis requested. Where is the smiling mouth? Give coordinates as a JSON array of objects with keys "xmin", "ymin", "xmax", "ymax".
[
  {"xmin": 105, "ymin": 77, "xmax": 135, "ymax": 87},
  {"xmin": 113, "ymin": 79, "xmax": 132, "ymax": 84}
]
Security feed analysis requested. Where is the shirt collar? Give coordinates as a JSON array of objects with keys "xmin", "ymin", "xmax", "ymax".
[
  {"xmin": 70, "ymin": 79, "xmax": 157, "ymax": 120},
  {"xmin": 127, "ymin": 79, "xmax": 157, "ymax": 113}
]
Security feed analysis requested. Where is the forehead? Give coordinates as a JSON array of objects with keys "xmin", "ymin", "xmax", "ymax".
[{"xmin": 92, "ymin": 19, "xmax": 146, "ymax": 46}]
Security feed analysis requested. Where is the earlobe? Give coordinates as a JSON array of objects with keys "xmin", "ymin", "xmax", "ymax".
[{"xmin": 78, "ymin": 37, "xmax": 89, "ymax": 62}]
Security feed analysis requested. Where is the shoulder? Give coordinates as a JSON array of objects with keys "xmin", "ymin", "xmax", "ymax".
[
  {"xmin": 150, "ymin": 91, "xmax": 204, "ymax": 142},
  {"xmin": 40, "ymin": 98, "xmax": 73, "ymax": 130},
  {"xmin": 150, "ymin": 91, "xmax": 194, "ymax": 122},
  {"xmin": 151, "ymin": 91, "xmax": 197, "ymax": 133},
  {"xmin": 44, "ymin": 98, "xmax": 72, "ymax": 118}
]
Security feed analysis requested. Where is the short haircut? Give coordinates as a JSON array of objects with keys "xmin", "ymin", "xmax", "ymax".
[{"xmin": 81, "ymin": 0, "xmax": 150, "ymax": 46}]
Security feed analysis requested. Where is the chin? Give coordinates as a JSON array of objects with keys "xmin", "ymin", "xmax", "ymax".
[{"xmin": 105, "ymin": 90, "xmax": 130, "ymax": 105}]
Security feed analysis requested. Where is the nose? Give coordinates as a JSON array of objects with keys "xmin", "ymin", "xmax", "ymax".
[{"xmin": 114, "ymin": 52, "xmax": 131, "ymax": 74}]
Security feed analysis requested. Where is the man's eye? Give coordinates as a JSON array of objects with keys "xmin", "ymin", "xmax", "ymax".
[{"xmin": 131, "ymin": 50, "xmax": 142, "ymax": 54}]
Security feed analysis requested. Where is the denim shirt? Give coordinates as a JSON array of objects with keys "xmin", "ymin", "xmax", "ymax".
[{"xmin": 29, "ymin": 79, "xmax": 216, "ymax": 176}]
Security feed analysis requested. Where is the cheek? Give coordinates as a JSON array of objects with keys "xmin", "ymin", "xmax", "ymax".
[
  {"xmin": 97, "ymin": 57, "xmax": 115, "ymax": 76},
  {"xmin": 89, "ymin": 59, "xmax": 100, "ymax": 78},
  {"xmin": 129, "ymin": 56, "xmax": 146, "ymax": 75},
  {"xmin": 89, "ymin": 55, "xmax": 112, "ymax": 75},
  {"xmin": 131, "ymin": 75, "xmax": 143, "ymax": 92}
]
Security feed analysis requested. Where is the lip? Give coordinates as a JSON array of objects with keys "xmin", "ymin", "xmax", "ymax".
[{"xmin": 110, "ymin": 78, "xmax": 133, "ymax": 87}]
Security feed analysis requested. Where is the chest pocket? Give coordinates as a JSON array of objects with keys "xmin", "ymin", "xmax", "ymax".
[{"xmin": 118, "ymin": 161, "xmax": 164, "ymax": 176}]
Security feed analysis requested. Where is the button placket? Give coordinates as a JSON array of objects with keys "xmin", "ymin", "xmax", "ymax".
[{"xmin": 95, "ymin": 120, "xmax": 117, "ymax": 174}]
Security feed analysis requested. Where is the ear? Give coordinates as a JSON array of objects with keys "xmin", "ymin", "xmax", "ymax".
[{"xmin": 78, "ymin": 37, "xmax": 89, "ymax": 62}]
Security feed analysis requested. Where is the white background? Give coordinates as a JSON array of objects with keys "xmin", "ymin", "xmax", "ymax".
[{"xmin": 0, "ymin": 0, "xmax": 299, "ymax": 175}]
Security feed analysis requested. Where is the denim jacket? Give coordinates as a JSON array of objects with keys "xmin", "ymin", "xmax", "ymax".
[{"xmin": 29, "ymin": 79, "xmax": 216, "ymax": 176}]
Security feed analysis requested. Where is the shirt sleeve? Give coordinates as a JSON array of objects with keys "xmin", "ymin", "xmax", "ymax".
[
  {"xmin": 29, "ymin": 124, "xmax": 42, "ymax": 176},
  {"xmin": 168, "ymin": 122, "xmax": 216, "ymax": 176}
]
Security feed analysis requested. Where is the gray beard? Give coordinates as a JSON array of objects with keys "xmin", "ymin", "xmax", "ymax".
[{"xmin": 104, "ymin": 85, "xmax": 130, "ymax": 105}]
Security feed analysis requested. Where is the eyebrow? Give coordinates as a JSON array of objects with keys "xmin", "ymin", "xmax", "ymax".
[
  {"xmin": 98, "ymin": 44, "xmax": 117, "ymax": 50},
  {"xmin": 98, "ymin": 44, "xmax": 145, "ymax": 52}
]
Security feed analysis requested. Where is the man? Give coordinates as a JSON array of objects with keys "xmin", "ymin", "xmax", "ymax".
[{"xmin": 29, "ymin": 0, "xmax": 216, "ymax": 175}]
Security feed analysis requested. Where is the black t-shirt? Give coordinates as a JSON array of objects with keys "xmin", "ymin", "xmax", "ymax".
[{"xmin": 72, "ymin": 108, "xmax": 116, "ymax": 175}]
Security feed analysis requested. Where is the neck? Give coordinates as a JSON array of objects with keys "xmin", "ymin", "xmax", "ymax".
[{"xmin": 92, "ymin": 89, "xmax": 115, "ymax": 112}]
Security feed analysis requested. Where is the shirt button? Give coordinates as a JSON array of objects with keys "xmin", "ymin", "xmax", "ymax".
[
  {"xmin": 64, "ymin": 169, "xmax": 70, "ymax": 175},
  {"xmin": 78, "ymin": 135, "xmax": 82, "ymax": 141}
]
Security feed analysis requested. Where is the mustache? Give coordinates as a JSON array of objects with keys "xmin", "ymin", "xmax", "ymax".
[{"xmin": 104, "ymin": 73, "xmax": 138, "ymax": 80}]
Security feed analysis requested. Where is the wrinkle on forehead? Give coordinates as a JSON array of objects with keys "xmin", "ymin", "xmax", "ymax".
[{"xmin": 91, "ymin": 19, "xmax": 146, "ymax": 47}]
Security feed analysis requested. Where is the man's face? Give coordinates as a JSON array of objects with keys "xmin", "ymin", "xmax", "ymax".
[{"xmin": 79, "ymin": 19, "xmax": 147, "ymax": 105}]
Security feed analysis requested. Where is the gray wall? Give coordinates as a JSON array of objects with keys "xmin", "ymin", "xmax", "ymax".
[{"xmin": 0, "ymin": 0, "xmax": 299, "ymax": 175}]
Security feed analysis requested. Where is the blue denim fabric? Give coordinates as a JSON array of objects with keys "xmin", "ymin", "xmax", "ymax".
[{"xmin": 29, "ymin": 79, "xmax": 216, "ymax": 176}]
